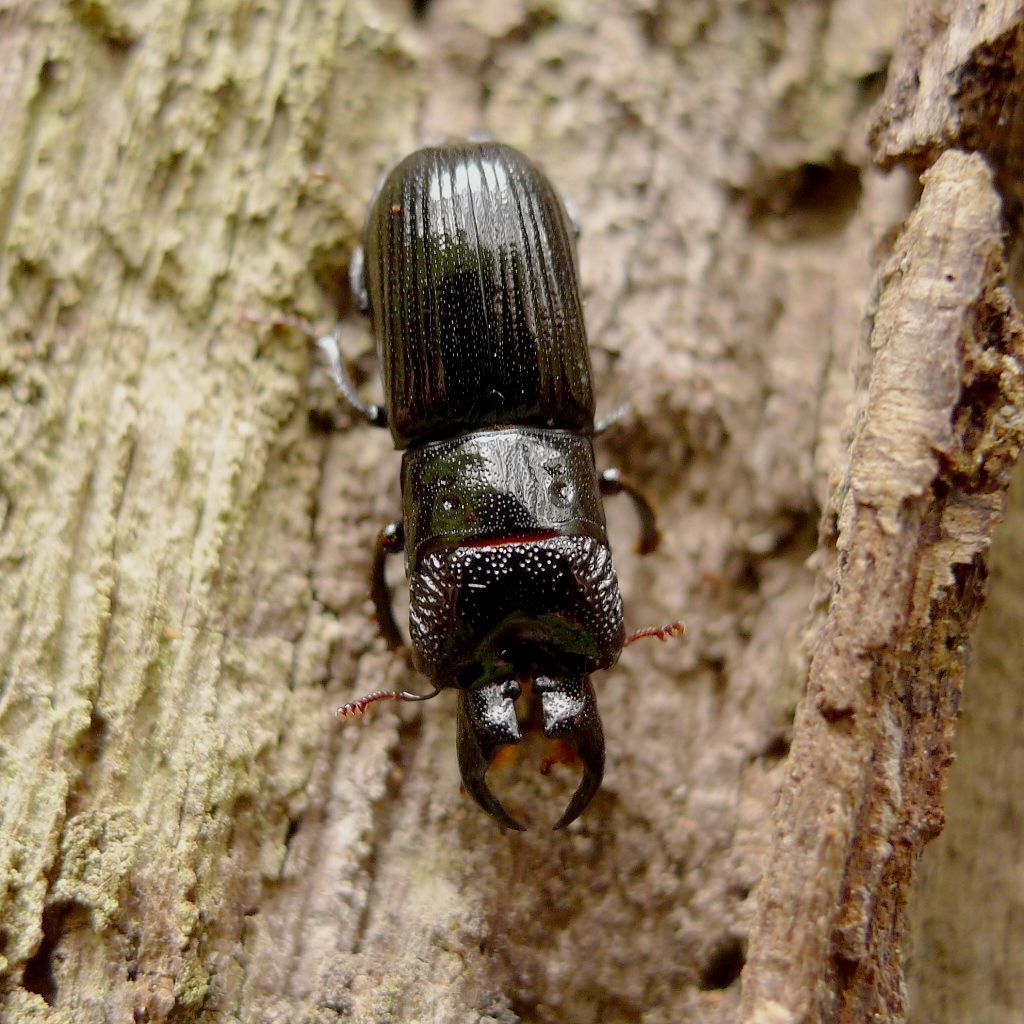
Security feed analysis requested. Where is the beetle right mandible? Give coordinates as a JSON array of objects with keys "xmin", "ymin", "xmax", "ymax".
[{"xmin": 324, "ymin": 140, "xmax": 680, "ymax": 830}]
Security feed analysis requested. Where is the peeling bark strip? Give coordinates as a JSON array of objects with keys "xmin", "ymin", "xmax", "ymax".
[
  {"xmin": 870, "ymin": 0, "xmax": 1024, "ymax": 191},
  {"xmin": 738, "ymin": 152, "xmax": 1024, "ymax": 1024}
]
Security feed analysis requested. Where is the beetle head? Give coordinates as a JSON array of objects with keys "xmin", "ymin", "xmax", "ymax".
[{"xmin": 456, "ymin": 674, "xmax": 604, "ymax": 830}]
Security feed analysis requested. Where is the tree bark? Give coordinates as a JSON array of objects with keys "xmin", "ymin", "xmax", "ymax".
[{"xmin": 0, "ymin": 3, "xmax": 1021, "ymax": 1024}]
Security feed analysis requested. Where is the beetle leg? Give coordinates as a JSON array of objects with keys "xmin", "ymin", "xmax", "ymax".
[
  {"xmin": 599, "ymin": 468, "xmax": 661, "ymax": 555},
  {"xmin": 562, "ymin": 195, "xmax": 582, "ymax": 241},
  {"xmin": 241, "ymin": 308, "xmax": 386, "ymax": 428},
  {"xmin": 592, "ymin": 400, "xmax": 632, "ymax": 435},
  {"xmin": 535, "ymin": 675, "xmax": 605, "ymax": 830},
  {"xmin": 349, "ymin": 245, "xmax": 370, "ymax": 312},
  {"xmin": 317, "ymin": 327, "xmax": 388, "ymax": 429},
  {"xmin": 456, "ymin": 680, "xmax": 526, "ymax": 831},
  {"xmin": 371, "ymin": 521, "xmax": 406, "ymax": 651}
]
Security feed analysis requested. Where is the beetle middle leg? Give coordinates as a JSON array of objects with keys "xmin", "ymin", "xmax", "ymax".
[
  {"xmin": 335, "ymin": 521, "xmax": 444, "ymax": 719},
  {"xmin": 599, "ymin": 468, "xmax": 660, "ymax": 554}
]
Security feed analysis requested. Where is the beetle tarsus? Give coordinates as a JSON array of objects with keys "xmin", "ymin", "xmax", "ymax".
[
  {"xmin": 456, "ymin": 681, "xmax": 526, "ymax": 830},
  {"xmin": 535, "ymin": 675, "xmax": 605, "ymax": 830}
]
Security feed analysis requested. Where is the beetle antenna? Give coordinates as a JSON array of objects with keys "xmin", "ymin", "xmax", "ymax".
[
  {"xmin": 624, "ymin": 621, "xmax": 685, "ymax": 647},
  {"xmin": 337, "ymin": 686, "xmax": 442, "ymax": 719}
]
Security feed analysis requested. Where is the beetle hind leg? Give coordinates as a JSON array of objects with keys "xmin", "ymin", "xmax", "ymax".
[
  {"xmin": 349, "ymin": 245, "xmax": 369, "ymax": 312},
  {"xmin": 317, "ymin": 326, "xmax": 388, "ymax": 428}
]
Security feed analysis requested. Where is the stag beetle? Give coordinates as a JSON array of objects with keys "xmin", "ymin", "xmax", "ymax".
[{"xmin": 326, "ymin": 140, "xmax": 679, "ymax": 829}]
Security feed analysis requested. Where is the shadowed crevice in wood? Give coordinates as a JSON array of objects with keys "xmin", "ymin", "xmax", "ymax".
[
  {"xmin": 21, "ymin": 904, "xmax": 76, "ymax": 1005},
  {"xmin": 743, "ymin": 160, "xmax": 865, "ymax": 240}
]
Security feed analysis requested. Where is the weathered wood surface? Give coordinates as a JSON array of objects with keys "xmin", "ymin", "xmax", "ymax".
[
  {"xmin": 871, "ymin": 7, "xmax": 1024, "ymax": 1024},
  {"xmin": 0, "ymin": 2, "xmax": 1021, "ymax": 1023}
]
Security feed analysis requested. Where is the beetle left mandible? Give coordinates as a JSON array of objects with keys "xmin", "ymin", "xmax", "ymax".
[{"xmin": 326, "ymin": 141, "xmax": 681, "ymax": 830}]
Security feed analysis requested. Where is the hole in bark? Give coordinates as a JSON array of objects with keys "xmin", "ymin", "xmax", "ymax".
[
  {"xmin": 637, "ymin": 5, "xmax": 670, "ymax": 46},
  {"xmin": 409, "ymin": 0, "xmax": 432, "ymax": 16},
  {"xmin": 782, "ymin": 161, "xmax": 863, "ymax": 236},
  {"xmin": 858, "ymin": 68, "xmax": 887, "ymax": 101},
  {"xmin": 834, "ymin": 953, "xmax": 858, "ymax": 987},
  {"xmin": 957, "ymin": 371, "xmax": 1004, "ymax": 457},
  {"xmin": 698, "ymin": 935, "xmax": 746, "ymax": 990},
  {"xmin": 761, "ymin": 733, "xmax": 791, "ymax": 761},
  {"xmin": 39, "ymin": 60, "xmax": 60, "ymax": 88},
  {"xmin": 734, "ymin": 557, "xmax": 761, "ymax": 594},
  {"xmin": 792, "ymin": 162, "xmax": 860, "ymax": 211},
  {"xmin": 744, "ymin": 160, "xmax": 863, "ymax": 237},
  {"xmin": 307, "ymin": 248, "xmax": 354, "ymax": 315},
  {"xmin": 307, "ymin": 405, "xmax": 338, "ymax": 434}
]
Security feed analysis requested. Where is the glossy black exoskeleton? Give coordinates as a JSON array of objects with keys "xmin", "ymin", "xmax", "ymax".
[{"xmin": 326, "ymin": 141, "xmax": 675, "ymax": 830}]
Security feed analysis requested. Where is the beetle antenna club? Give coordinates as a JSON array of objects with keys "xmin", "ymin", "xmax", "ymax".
[
  {"xmin": 337, "ymin": 686, "xmax": 442, "ymax": 718},
  {"xmin": 625, "ymin": 621, "xmax": 685, "ymax": 646},
  {"xmin": 329, "ymin": 140, "xmax": 679, "ymax": 829}
]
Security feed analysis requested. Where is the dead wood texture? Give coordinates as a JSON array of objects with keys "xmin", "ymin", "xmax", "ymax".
[{"xmin": 0, "ymin": 2, "xmax": 1022, "ymax": 1024}]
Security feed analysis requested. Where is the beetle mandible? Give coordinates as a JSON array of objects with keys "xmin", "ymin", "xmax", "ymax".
[{"xmin": 326, "ymin": 140, "xmax": 679, "ymax": 830}]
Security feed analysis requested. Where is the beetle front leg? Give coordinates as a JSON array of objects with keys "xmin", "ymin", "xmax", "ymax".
[
  {"xmin": 599, "ymin": 468, "xmax": 660, "ymax": 555},
  {"xmin": 371, "ymin": 521, "xmax": 405, "ymax": 650}
]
